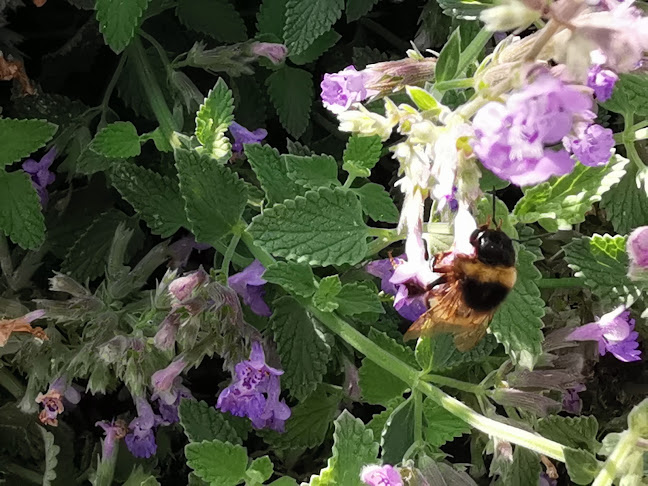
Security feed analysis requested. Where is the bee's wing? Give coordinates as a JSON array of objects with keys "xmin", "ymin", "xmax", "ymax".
[{"xmin": 403, "ymin": 281, "xmax": 494, "ymax": 351}]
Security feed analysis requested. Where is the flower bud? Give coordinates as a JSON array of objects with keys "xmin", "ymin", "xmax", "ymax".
[
  {"xmin": 250, "ymin": 42, "xmax": 287, "ymax": 64},
  {"xmin": 169, "ymin": 267, "xmax": 208, "ymax": 302}
]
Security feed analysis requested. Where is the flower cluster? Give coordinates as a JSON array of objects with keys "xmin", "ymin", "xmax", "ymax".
[{"xmin": 217, "ymin": 341, "xmax": 291, "ymax": 432}]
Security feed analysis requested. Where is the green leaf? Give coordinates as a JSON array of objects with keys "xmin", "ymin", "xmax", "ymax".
[
  {"xmin": 245, "ymin": 456, "xmax": 274, "ymax": 484},
  {"xmin": 245, "ymin": 144, "xmax": 304, "ymax": 205},
  {"xmin": 415, "ymin": 334, "xmax": 499, "ymax": 373},
  {"xmin": 91, "ymin": 122, "xmax": 141, "ymax": 158},
  {"xmin": 564, "ymin": 234, "xmax": 640, "ymax": 305},
  {"xmin": 513, "ymin": 156, "xmax": 628, "ymax": 232},
  {"xmin": 284, "ymin": 0, "xmax": 344, "ymax": 55},
  {"xmin": 507, "ymin": 447, "xmax": 540, "ymax": 486},
  {"xmin": 359, "ymin": 330, "xmax": 416, "ymax": 405},
  {"xmin": 381, "ymin": 397, "xmax": 416, "ymax": 464},
  {"xmin": 95, "ymin": 0, "xmax": 150, "ymax": 52},
  {"xmin": 179, "ymin": 400, "xmax": 243, "ymax": 445},
  {"xmin": 111, "ymin": 163, "xmax": 186, "ymax": 237},
  {"xmin": 406, "ymin": 86, "xmax": 440, "ymax": 112},
  {"xmin": 0, "ymin": 170, "xmax": 45, "ymax": 249},
  {"xmin": 284, "ymin": 154, "xmax": 339, "ymax": 188},
  {"xmin": 266, "ymin": 66, "xmax": 313, "ymax": 138},
  {"xmin": 39, "ymin": 426, "xmax": 60, "ymax": 486},
  {"xmin": 0, "ymin": 118, "xmax": 57, "ymax": 167},
  {"xmin": 308, "ymin": 410, "xmax": 379, "ymax": 486},
  {"xmin": 354, "ymin": 183, "xmax": 399, "ymax": 223},
  {"xmin": 346, "ymin": 0, "xmax": 380, "ymax": 21},
  {"xmin": 601, "ymin": 162, "xmax": 648, "ymax": 234},
  {"xmin": 367, "ymin": 397, "xmax": 405, "ymax": 441},
  {"xmin": 489, "ymin": 248, "xmax": 544, "ymax": 369},
  {"xmin": 335, "ymin": 282, "xmax": 384, "ymax": 316},
  {"xmin": 263, "ymin": 262, "xmax": 317, "ymax": 297},
  {"xmin": 248, "ymin": 187, "xmax": 368, "ymax": 266},
  {"xmin": 435, "ymin": 28, "xmax": 461, "ymax": 83},
  {"xmin": 565, "ymin": 448, "xmax": 600, "ymax": 485},
  {"xmin": 422, "ymin": 399, "xmax": 470, "ymax": 447},
  {"xmin": 271, "ymin": 297, "xmax": 331, "ymax": 400},
  {"xmin": 177, "ymin": 0, "xmax": 247, "ymax": 42},
  {"xmin": 536, "ymin": 415, "xmax": 599, "ymax": 452},
  {"xmin": 290, "ymin": 30, "xmax": 341, "ymax": 65},
  {"xmin": 256, "ymin": 0, "xmax": 286, "ymax": 39},
  {"xmin": 175, "ymin": 148, "xmax": 247, "ymax": 245},
  {"xmin": 628, "ymin": 398, "xmax": 648, "ymax": 436},
  {"xmin": 195, "ymin": 78, "xmax": 234, "ymax": 160},
  {"xmin": 342, "ymin": 134, "xmax": 382, "ymax": 178},
  {"xmin": 601, "ymin": 73, "xmax": 648, "ymax": 115},
  {"xmin": 260, "ymin": 387, "xmax": 339, "ymax": 450},
  {"xmin": 124, "ymin": 467, "xmax": 161, "ymax": 486},
  {"xmin": 76, "ymin": 145, "xmax": 122, "ymax": 175},
  {"xmin": 268, "ymin": 478, "xmax": 298, "ymax": 486},
  {"xmin": 185, "ymin": 439, "xmax": 248, "ymax": 486},
  {"xmin": 313, "ymin": 275, "xmax": 343, "ymax": 312}
]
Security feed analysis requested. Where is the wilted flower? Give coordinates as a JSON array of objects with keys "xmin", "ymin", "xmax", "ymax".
[
  {"xmin": 321, "ymin": 65, "xmax": 377, "ymax": 114},
  {"xmin": 216, "ymin": 341, "xmax": 291, "ymax": 432},
  {"xmin": 361, "ymin": 464, "xmax": 404, "ymax": 486},
  {"xmin": 472, "ymin": 73, "xmax": 592, "ymax": 186},
  {"xmin": 229, "ymin": 121, "xmax": 267, "ymax": 154},
  {"xmin": 587, "ymin": 64, "xmax": 618, "ymax": 101},
  {"xmin": 567, "ymin": 306, "xmax": 641, "ymax": 362},
  {"xmin": 35, "ymin": 377, "xmax": 81, "ymax": 426},
  {"xmin": 22, "ymin": 147, "xmax": 56, "ymax": 206},
  {"xmin": 562, "ymin": 383, "xmax": 586, "ymax": 414},
  {"xmin": 0, "ymin": 309, "xmax": 48, "ymax": 347},
  {"xmin": 125, "ymin": 397, "xmax": 159, "ymax": 458},
  {"xmin": 563, "ymin": 123, "xmax": 614, "ymax": 166},
  {"xmin": 96, "ymin": 419, "xmax": 128, "ymax": 459},
  {"xmin": 168, "ymin": 268, "xmax": 208, "ymax": 302},
  {"xmin": 228, "ymin": 260, "xmax": 271, "ymax": 317},
  {"xmin": 627, "ymin": 226, "xmax": 648, "ymax": 281},
  {"xmin": 250, "ymin": 42, "xmax": 287, "ymax": 64}
]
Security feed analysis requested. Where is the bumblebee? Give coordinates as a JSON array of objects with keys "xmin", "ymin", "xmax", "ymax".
[{"xmin": 403, "ymin": 221, "xmax": 517, "ymax": 351}]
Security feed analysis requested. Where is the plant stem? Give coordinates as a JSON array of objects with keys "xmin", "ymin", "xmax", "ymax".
[
  {"xmin": 99, "ymin": 53, "xmax": 127, "ymax": 126},
  {"xmin": 435, "ymin": 78, "xmax": 475, "ymax": 92},
  {"xmin": 129, "ymin": 36, "xmax": 180, "ymax": 148},
  {"xmin": 623, "ymin": 113, "xmax": 647, "ymax": 173},
  {"xmin": 536, "ymin": 277, "xmax": 584, "ymax": 289},
  {"xmin": 414, "ymin": 390, "xmax": 423, "ymax": 443},
  {"xmin": 366, "ymin": 231, "xmax": 404, "ymax": 256},
  {"xmin": 592, "ymin": 430, "xmax": 637, "ymax": 486},
  {"xmin": 222, "ymin": 233, "xmax": 241, "ymax": 279},
  {"xmin": 423, "ymin": 373, "xmax": 484, "ymax": 395},
  {"xmin": 0, "ymin": 366, "xmax": 25, "ymax": 399},
  {"xmin": 0, "ymin": 235, "xmax": 14, "ymax": 287},
  {"xmin": 456, "ymin": 28, "xmax": 492, "ymax": 76},
  {"xmin": 343, "ymin": 174, "xmax": 356, "ymax": 189},
  {"xmin": 524, "ymin": 19, "xmax": 560, "ymax": 62}
]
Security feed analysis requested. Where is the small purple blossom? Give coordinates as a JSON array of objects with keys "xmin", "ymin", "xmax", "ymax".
[
  {"xmin": 563, "ymin": 124, "xmax": 614, "ymax": 166},
  {"xmin": 151, "ymin": 360, "xmax": 191, "ymax": 424},
  {"xmin": 587, "ymin": 65, "xmax": 618, "ymax": 101},
  {"xmin": 229, "ymin": 121, "xmax": 267, "ymax": 154},
  {"xmin": 228, "ymin": 260, "xmax": 271, "ymax": 317},
  {"xmin": 360, "ymin": 464, "xmax": 403, "ymax": 486},
  {"xmin": 321, "ymin": 65, "xmax": 377, "ymax": 114},
  {"xmin": 567, "ymin": 306, "xmax": 641, "ymax": 362},
  {"xmin": 96, "ymin": 419, "xmax": 128, "ymax": 459},
  {"xmin": 562, "ymin": 383, "xmax": 586, "ymax": 414},
  {"xmin": 250, "ymin": 42, "xmax": 288, "ymax": 64},
  {"xmin": 35, "ymin": 377, "xmax": 81, "ymax": 427},
  {"xmin": 124, "ymin": 397, "xmax": 159, "ymax": 458},
  {"xmin": 472, "ymin": 73, "xmax": 593, "ymax": 186},
  {"xmin": 216, "ymin": 342, "xmax": 291, "ymax": 432},
  {"xmin": 22, "ymin": 147, "xmax": 56, "ymax": 206},
  {"xmin": 153, "ymin": 312, "xmax": 181, "ymax": 350},
  {"xmin": 628, "ymin": 226, "xmax": 648, "ymax": 281},
  {"xmin": 152, "ymin": 359, "xmax": 186, "ymax": 394},
  {"xmin": 168, "ymin": 268, "xmax": 207, "ymax": 302}
]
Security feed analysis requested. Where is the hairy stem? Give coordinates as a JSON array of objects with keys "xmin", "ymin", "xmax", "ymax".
[
  {"xmin": 592, "ymin": 430, "xmax": 637, "ymax": 486},
  {"xmin": 423, "ymin": 373, "xmax": 485, "ymax": 395}
]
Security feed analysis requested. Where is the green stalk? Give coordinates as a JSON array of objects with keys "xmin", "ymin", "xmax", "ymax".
[
  {"xmin": 456, "ymin": 28, "xmax": 492, "ymax": 77},
  {"xmin": 99, "ymin": 53, "xmax": 127, "ymax": 126},
  {"xmin": 222, "ymin": 233, "xmax": 242, "ymax": 279},
  {"xmin": 536, "ymin": 277, "xmax": 584, "ymax": 289},
  {"xmin": 94, "ymin": 442, "xmax": 119, "ymax": 486},
  {"xmin": 592, "ymin": 431, "xmax": 637, "ymax": 486},
  {"xmin": 414, "ymin": 390, "xmax": 423, "ymax": 443},
  {"xmin": 435, "ymin": 78, "xmax": 475, "ymax": 92},
  {"xmin": 623, "ymin": 113, "xmax": 648, "ymax": 172},
  {"xmin": 129, "ymin": 36, "xmax": 180, "ymax": 148},
  {"xmin": 423, "ymin": 374, "xmax": 485, "ymax": 395}
]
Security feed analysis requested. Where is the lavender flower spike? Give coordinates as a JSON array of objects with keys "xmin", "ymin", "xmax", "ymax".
[
  {"xmin": 567, "ymin": 306, "xmax": 641, "ymax": 362},
  {"xmin": 229, "ymin": 121, "xmax": 267, "ymax": 154},
  {"xmin": 124, "ymin": 397, "xmax": 159, "ymax": 458},
  {"xmin": 96, "ymin": 419, "xmax": 128, "ymax": 459},
  {"xmin": 361, "ymin": 464, "xmax": 404, "ymax": 486},
  {"xmin": 229, "ymin": 259, "xmax": 272, "ymax": 317},
  {"xmin": 22, "ymin": 147, "xmax": 56, "ymax": 206}
]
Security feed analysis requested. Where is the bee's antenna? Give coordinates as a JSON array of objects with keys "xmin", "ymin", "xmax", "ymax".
[{"xmin": 491, "ymin": 186, "xmax": 497, "ymax": 228}]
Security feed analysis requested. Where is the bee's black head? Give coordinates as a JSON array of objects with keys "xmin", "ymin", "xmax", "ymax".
[{"xmin": 469, "ymin": 228, "xmax": 516, "ymax": 267}]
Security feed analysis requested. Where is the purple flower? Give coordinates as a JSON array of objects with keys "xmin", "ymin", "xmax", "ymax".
[
  {"xmin": 250, "ymin": 42, "xmax": 288, "ymax": 64},
  {"xmin": 628, "ymin": 226, "xmax": 648, "ymax": 281},
  {"xmin": 35, "ymin": 377, "xmax": 81, "ymax": 427},
  {"xmin": 228, "ymin": 260, "xmax": 271, "ymax": 317},
  {"xmin": 153, "ymin": 312, "xmax": 181, "ymax": 350},
  {"xmin": 472, "ymin": 73, "xmax": 592, "ymax": 186},
  {"xmin": 124, "ymin": 397, "xmax": 159, "ymax": 458},
  {"xmin": 151, "ymin": 359, "xmax": 191, "ymax": 423},
  {"xmin": 587, "ymin": 65, "xmax": 618, "ymax": 101},
  {"xmin": 96, "ymin": 419, "xmax": 128, "ymax": 459},
  {"xmin": 216, "ymin": 341, "xmax": 291, "ymax": 432},
  {"xmin": 540, "ymin": 472, "xmax": 557, "ymax": 486},
  {"xmin": 567, "ymin": 306, "xmax": 641, "ymax": 362},
  {"xmin": 152, "ymin": 359, "xmax": 186, "ymax": 393},
  {"xmin": 321, "ymin": 65, "xmax": 377, "ymax": 114},
  {"xmin": 360, "ymin": 464, "xmax": 403, "ymax": 486},
  {"xmin": 562, "ymin": 383, "xmax": 586, "ymax": 414},
  {"xmin": 168, "ymin": 268, "xmax": 207, "ymax": 302},
  {"xmin": 563, "ymin": 123, "xmax": 614, "ymax": 166},
  {"xmin": 229, "ymin": 122, "xmax": 267, "ymax": 154},
  {"xmin": 22, "ymin": 147, "xmax": 56, "ymax": 206}
]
